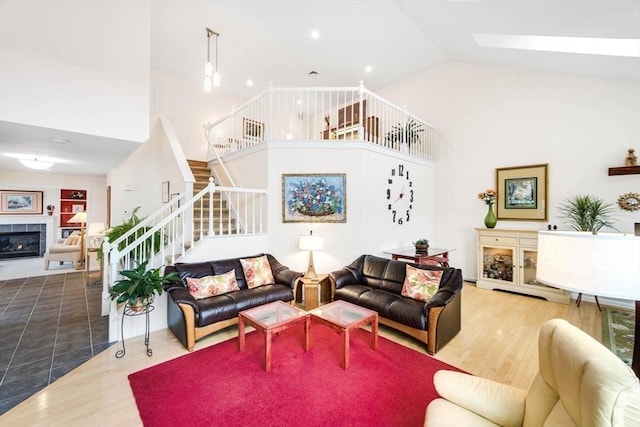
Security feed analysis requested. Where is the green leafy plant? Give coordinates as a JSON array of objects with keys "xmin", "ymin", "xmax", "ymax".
[
  {"xmin": 98, "ymin": 207, "xmax": 161, "ymax": 262},
  {"xmin": 109, "ymin": 260, "xmax": 181, "ymax": 308},
  {"xmin": 558, "ymin": 195, "xmax": 618, "ymax": 233},
  {"xmin": 413, "ymin": 239, "xmax": 429, "ymax": 246},
  {"xmin": 385, "ymin": 119, "xmax": 424, "ymax": 147}
]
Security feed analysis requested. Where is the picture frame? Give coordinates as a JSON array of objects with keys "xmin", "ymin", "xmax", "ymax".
[
  {"xmin": 162, "ymin": 181, "xmax": 170, "ymax": 203},
  {"xmin": 0, "ymin": 190, "xmax": 43, "ymax": 215},
  {"xmin": 495, "ymin": 163, "xmax": 548, "ymax": 221},
  {"xmin": 282, "ymin": 173, "xmax": 346, "ymax": 223},
  {"xmin": 72, "ymin": 204, "xmax": 84, "ymax": 213},
  {"xmin": 243, "ymin": 118, "xmax": 265, "ymax": 141}
]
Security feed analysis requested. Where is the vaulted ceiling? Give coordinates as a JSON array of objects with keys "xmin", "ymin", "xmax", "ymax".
[{"xmin": 2, "ymin": 0, "xmax": 639, "ymax": 175}]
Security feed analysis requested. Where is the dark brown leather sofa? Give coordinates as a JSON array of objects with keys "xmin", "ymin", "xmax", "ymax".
[
  {"xmin": 164, "ymin": 253, "xmax": 302, "ymax": 351},
  {"xmin": 329, "ymin": 254, "xmax": 463, "ymax": 354}
]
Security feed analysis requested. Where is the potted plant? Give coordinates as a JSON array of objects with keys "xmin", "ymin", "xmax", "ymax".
[
  {"xmin": 558, "ymin": 195, "xmax": 618, "ymax": 234},
  {"xmin": 385, "ymin": 119, "xmax": 424, "ymax": 148},
  {"xmin": 413, "ymin": 238, "xmax": 429, "ymax": 253},
  {"xmin": 98, "ymin": 207, "xmax": 162, "ymax": 262},
  {"xmin": 109, "ymin": 260, "xmax": 181, "ymax": 312},
  {"xmin": 46, "ymin": 204, "xmax": 55, "ymax": 216}
]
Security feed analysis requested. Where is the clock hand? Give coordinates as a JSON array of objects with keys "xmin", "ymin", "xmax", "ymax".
[{"xmin": 391, "ymin": 185, "xmax": 405, "ymax": 204}]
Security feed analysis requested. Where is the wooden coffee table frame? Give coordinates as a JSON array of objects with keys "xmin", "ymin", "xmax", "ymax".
[
  {"xmin": 238, "ymin": 301, "xmax": 310, "ymax": 372},
  {"xmin": 310, "ymin": 300, "xmax": 378, "ymax": 369}
]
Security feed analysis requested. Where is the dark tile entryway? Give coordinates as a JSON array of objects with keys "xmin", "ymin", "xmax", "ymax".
[{"xmin": 0, "ymin": 272, "xmax": 112, "ymax": 415}]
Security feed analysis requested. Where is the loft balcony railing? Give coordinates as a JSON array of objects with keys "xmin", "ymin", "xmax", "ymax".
[{"xmin": 205, "ymin": 81, "xmax": 435, "ymax": 162}]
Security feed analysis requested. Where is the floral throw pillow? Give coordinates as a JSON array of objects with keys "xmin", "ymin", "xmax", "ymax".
[
  {"xmin": 186, "ymin": 269, "xmax": 239, "ymax": 300},
  {"xmin": 401, "ymin": 264, "xmax": 443, "ymax": 302},
  {"xmin": 240, "ymin": 255, "xmax": 275, "ymax": 289}
]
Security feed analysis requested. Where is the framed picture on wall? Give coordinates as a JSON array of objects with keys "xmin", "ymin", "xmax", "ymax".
[
  {"xmin": 495, "ymin": 163, "xmax": 548, "ymax": 221},
  {"xmin": 282, "ymin": 173, "xmax": 346, "ymax": 223},
  {"xmin": 0, "ymin": 190, "xmax": 43, "ymax": 215}
]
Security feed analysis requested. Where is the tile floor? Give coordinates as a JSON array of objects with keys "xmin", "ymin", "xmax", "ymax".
[{"xmin": 0, "ymin": 268, "xmax": 111, "ymax": 414}]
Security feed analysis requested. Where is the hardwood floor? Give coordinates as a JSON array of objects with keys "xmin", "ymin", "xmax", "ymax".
[{"xmin": 0, "ymin": 283, "xmax": 602, "ymax": 426}]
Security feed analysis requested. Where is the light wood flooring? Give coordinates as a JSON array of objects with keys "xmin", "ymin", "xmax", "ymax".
[{"xmin": 0, "ymin": 283, "xmax": 602, "ymax": 426}]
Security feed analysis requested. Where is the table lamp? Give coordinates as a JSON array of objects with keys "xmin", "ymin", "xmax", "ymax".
[
  {"xmin": 536, "ymin": 230, "xmax": 640, "ymax": 377},
  {"xmin": 68, "ymin": 211, "xmax": 87, "ymax": 268},
  {"xmin": 87, "ymin": 222, "xmax": 106, "ymax": 249},
  {"xmin": 299, "ymin": 231, "xmax": 323, "ymax": 279}
]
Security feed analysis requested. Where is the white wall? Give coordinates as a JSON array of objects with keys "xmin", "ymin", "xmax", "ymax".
[
  {"xmin": 151, "ymin": 69, "xmax": 246, "ymax": 160},
  {"xmin": 211, "ymin": 140, "xmax": 436, "ymax": 274},
  {"xmin": 0, "ymin": 0, "xmax": 150, "ymax": 142},
  {"xmin": 377, "ymin": 62, "xmax": 640, "ymax": 281}
]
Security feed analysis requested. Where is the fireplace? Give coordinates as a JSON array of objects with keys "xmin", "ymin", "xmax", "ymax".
[{"xmin": 0, "ymin": 224, "xmax": 47, "ymax": 259}]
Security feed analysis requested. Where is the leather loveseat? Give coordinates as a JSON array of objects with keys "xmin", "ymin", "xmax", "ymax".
[
  {"xmin": 330, "ymin": 254, "xmax": 463, "ymax": 355},
  {"xmin": 164, "ymin": 253, "xmax": 302, "ymax": 350}
]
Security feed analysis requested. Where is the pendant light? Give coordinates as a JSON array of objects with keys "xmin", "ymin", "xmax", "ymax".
[{"xmin": 204, "ymin": 27, "xmax": 220, "ymax": 92}]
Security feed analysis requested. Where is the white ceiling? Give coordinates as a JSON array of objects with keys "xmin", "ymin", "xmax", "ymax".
[{"xmin": 2, "ymin": 0, "xmax": 639, "ymax": 176}]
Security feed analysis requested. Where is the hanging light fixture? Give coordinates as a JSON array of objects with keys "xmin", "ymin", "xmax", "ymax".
[{"xmin": 204, "ymin": 27, "xmax": 220, "ymax": 92}]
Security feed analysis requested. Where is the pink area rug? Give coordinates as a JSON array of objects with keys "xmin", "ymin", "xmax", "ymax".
[{"xmin": 128, "ymin": 323, "xmax": 461, "ymax": 426}]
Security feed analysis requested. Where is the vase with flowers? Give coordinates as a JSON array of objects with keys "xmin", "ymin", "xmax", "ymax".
[
  {"xmin": 46, "ymin": 204, "xmax": 55, "ymax": 216},
  {"xmin": 478, "ymin": 189, "xmax": 497, "ymax": 228}
]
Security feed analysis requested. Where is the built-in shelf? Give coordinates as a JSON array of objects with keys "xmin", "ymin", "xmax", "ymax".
[{"xmin": 608, "ymin": 166, "xmax": 640, "ymax": 176}]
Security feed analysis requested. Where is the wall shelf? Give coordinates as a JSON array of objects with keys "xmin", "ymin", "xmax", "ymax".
[{"xmin": 608, "ymin": 166, "xmax": 640, "ymax": 176}]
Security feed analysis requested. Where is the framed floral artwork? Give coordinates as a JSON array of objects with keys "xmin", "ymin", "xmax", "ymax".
[
  {"xmin": 495, "ymin": 163, "xmax": 548, "ymax": 221},
  {"xmin": 282, "ymin": 173, "xmax": 346, "ymax": 223},
  {"xmin": 0, "ymin": 190, "xmax": 43, "ymax": 215}
]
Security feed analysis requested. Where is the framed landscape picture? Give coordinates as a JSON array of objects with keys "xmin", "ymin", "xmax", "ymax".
[
  {"xmin": 0, "ymin": 190, "xmax": 43, "ymax": 215},
  {"xmin": 495, "ymin": 164, "xmax": 548, "ymax": 221},
  {"xmin": 282, "ymin": 173, "xmax": 346, "ymax": 223}
]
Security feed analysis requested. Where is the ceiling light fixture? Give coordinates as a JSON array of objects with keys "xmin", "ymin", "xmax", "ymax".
[
  {"xmin": 204, "ymin": 27, "xmax": 221, "ymax": 92},
  {"xmin": 365, "ymin": 65, "xmax": 373, "ymax": 73},
  {"xmin": 19, "ymin": 157, "xmax": 55, "ymax": 170},
  {"xmin": 473, "ymin": 33, "xmax": 640, "ymax": 58},
  {"xmin": 311, "ymin": 30, "xmax": 320, "ymax": 40}
]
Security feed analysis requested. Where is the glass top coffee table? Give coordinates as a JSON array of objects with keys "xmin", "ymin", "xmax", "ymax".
[
  {"xmin": 309, "ymin": 300, "xmax": 378, "ymax": 369},
  {"xmin": 238, "ymin": 301, "xmax": 309, "ymax": 372}
]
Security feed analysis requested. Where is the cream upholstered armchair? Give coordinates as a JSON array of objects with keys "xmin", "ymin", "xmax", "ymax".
[
  {"xmin": 44, "ymin": 231, "xmax": 83, "ymax": 270},
  {"xmin": 425, "ymin": 318, "xmax": 639, "ymax": 426}
]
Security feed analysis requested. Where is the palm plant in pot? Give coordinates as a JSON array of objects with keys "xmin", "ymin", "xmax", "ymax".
[
  {"xmin": 109, "ymin": 260, "xmax": 181, "ymax": 312},
  {"xmin": 385, "ymin": 119, "xmax": 424, "ymax": 149},
  {"xmin": 558, "ymin": 194, "xmax": 618, "ymax": 234}
]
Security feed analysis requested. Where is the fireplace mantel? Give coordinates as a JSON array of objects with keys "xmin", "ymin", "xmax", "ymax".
[{"xmin": 0, "ymin": 215, "xmax": 55, "ymax": 257}]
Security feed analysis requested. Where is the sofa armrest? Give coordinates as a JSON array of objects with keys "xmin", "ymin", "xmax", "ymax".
[
  {"xmin": 329, "ymin": 254, "xmax": 365, "ymax": 289},
  {"xmin": 266, "ymin": 253, "xmax": 303, "ymax": 288},
  {"xmin": 166, "ymin": 287, "xmax": 200, "ymax": 314},
  {"xmin": 433, "ymin": 370, "xmax": 526, "ymax": 427},
  {"xmin": 424, "ymin": 268, "xmax": 463, "ymax": 311}
]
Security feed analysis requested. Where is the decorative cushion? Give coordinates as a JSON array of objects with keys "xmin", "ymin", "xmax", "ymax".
[
  {"xmin": 186, "ymin": 269, "xmax": 239, "ymax": 300},
  {"xmin": 239, "ymin": 255, "xmax": 275, "ymax": 289},
  {"xmin": 401, "ymin": 265, "xmax": 442, "ymax": 302},
  {"xmin": 63, "ymin": 234, "xmax": 81, "ymax": 245}
]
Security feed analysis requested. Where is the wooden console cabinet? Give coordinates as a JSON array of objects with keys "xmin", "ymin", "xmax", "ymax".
[{"xmin": 476, "ymin": 228, "xmax": 569, "ymax": 304}]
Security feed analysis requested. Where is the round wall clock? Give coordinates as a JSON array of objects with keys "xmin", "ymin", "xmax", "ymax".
[
  {"xmin": 386, "ymin": 163, "xmax": 413, "ymax": 225},
  {"xmin": 617, "ymin": 192, "xmax": 640, "ymax": 212}
]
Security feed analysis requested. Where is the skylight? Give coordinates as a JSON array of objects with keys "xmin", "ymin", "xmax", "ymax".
[{"xmin": 472, "ymin": 33, "xmax": 640, "ymax": 58}]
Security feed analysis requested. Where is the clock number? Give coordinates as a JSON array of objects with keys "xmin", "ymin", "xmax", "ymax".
[
  {"xmin": 406, "ymin": 210, "xmax": 411, "ymax": 222},
  {"xmin": 392, "ymin": 210, "xmax": 397, "ymax": 222},
  {"xmin": 397, "ymin": 217, "xmax": 403, "ymax": 225},
  {"xmin": 409, "ymin": 181, "xmax": 413, "ymax": 187},
  {"xmin": 386, "ymin": 188, "xmax": 390, "ymax": 200},
  {"xmin": 391, "ymin": 168, "xmax": 396, "ymax": 176},
  {"xmin": 406, "ymin": 171, "xmax": 410, "ymax": 180},
  {"xmin": 388, "ymin": 178, "xmax": 393, "ymax": 184},
  {"xmin": 410, "ymin": 189, "xmax": 414, "ymax": 202},
  {"xmin": 398, "ymin": 164, "xmax": 404, "ymax": 177},
  {"xmin": 388, "ymin": 204, "xmax": 392, "ymax": 210}
]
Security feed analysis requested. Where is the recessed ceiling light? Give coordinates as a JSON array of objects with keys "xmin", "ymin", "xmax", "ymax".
[
  {"xmin": 310, "ymin": 30, "xmax": 320, "ymax": 40},
  {"xmin": 246, "ymin": 79, "xmax": 254, "ymax": 87},
  {"xmin": 365, "ymin": 65, "xmax": 373, "ymax": 73},
  {"xmin": 472, "ymin": 33, "xmax": 640, "ymax": 58}
]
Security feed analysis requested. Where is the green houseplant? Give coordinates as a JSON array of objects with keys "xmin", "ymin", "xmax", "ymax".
[
  {"xmin": 98, "ymin": 207, "xmax": 162, "ymax": 263},
  {"xmin": 413, "ymin": 238, "xmax": 429, "ymax": 252},
  {"xmin": 109, "ymin": 260, "xmax": 181, "ymax": 311},
  {"xmin": 558, "ymin": 195, "xmax": 618, "ymax": 233},
  {"xmin": 385, "ymin": 119, "xmax": 424, "ymax": 148}
]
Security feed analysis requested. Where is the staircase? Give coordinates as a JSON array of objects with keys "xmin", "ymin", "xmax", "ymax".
[{"xmin": 187, "ymin": 160, "xmax": 237, "ymax": 240}]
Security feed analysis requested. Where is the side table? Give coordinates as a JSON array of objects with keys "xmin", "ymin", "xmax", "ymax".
[
  {"xmin": 115, "ymin": 302, "xmax": 154, "ymax": 359},
  {"xmin": 298, "ymin": 274, "xmax": 330, "ymax": 311},
  {"xmin": 86, "ymin": 247, "xmax": 103, "ymax": 285}
]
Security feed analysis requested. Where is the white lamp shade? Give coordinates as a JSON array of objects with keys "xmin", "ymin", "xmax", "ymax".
[
  {"xmin": 537, "ymin": 231, "xmax": 640, "ymax": 300},
  {"xmin": 204, "ymin": 61, "xmax": 213, "ymax": 78},
  {"xmin": 299, "ymin": 234, "xmax": 323, "ymax": 251},
  {"xmin": 212, "ymin": 71, "xmax": 221, "ymax": 87},
  {"xmin": 68, "ymin": 211, "xmax": 87, "ymax": 224}
]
